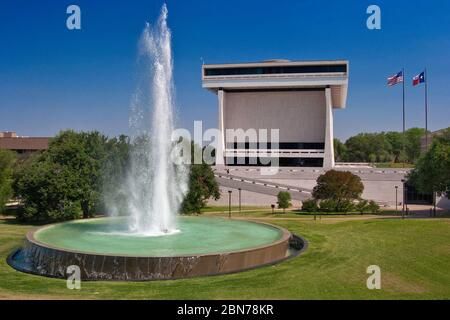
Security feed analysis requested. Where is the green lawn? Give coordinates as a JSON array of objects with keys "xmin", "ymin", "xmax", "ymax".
[{"xmin": 0, "ymin": 214, "xmax": 449, "ymax": 299}]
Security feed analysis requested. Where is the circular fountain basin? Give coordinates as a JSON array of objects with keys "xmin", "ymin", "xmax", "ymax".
[{"xmin": 9, "ymin": 217, "xmax": 305, "ymax": 281}]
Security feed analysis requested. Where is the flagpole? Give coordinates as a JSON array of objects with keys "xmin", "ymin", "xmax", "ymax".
[
  {"xmin": 402, "ymin": 68, "xmax": 405, "ymax": 168},
  {"xmin": 425, "ymin": 68, "xmax": 428, "ymax": 149}
]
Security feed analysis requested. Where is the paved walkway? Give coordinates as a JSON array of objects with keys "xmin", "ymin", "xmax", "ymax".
[{"xmin": 214, "ymin": 173, "xmax": 311, "ymax": 201}]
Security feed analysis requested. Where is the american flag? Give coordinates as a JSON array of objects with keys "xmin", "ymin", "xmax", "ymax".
[{"xmin": 387, "ymin": 71, "xmax": 404, "ymax": 86}]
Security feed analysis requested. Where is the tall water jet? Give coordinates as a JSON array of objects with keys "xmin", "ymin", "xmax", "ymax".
[{"xmin": 125, "ymin": 4, "xmax": 188, "ymax": 236}]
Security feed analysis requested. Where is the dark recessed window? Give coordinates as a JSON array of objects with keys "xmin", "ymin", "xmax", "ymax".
[
  {"xmin": 225, "ymin": 157, "xmax": 324, "ymax": 167},
  {"xmin": 226, "ymin": 142, "xmax": 325, "ymax": 150},
  {"xmin": 205, "ymin": 64, "xmax": 346, "ymax": 76}
]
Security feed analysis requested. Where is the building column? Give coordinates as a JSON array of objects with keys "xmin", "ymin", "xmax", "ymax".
[
  {"xmin": 323, "ymin": 88, "xmax": 335, "ymax": 169},
  {"xmin": 217, "ymin": 90, "xmax": 226, "ymax": 165}
]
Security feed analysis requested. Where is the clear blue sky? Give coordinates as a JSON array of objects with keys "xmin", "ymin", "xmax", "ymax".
[{"xmin": 1, "ymin": 0, "xmax": 449, "ymax": 141}]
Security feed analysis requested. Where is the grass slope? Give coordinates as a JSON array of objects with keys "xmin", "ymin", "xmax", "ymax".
[{"xmin": 0, "ymin": 215, "xmax": 449, "ymax": 299}]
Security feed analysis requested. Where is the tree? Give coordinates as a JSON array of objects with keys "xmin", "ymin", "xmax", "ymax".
[
  {"xmin": 313, "ymin": 170, "xmax": 364, "ymax": 202},
  {"xmin": 277, "ymin": 191, "xmax": 291, "ymax": 213},
  {"xmin": 344, "ymin": 133, "xmax": 371, "ymax": 162},
  {"xmin": 13, "ymin": 157, "xmax": 83, "ymax": 221},
  {"xmin": 13, "ymin": 130, "xmax": 124, "ymax": 221},
  {"xmin": 344, "ymin": 133, "xmax": 392, "ymax": 163},
  {"xmin": 180, "ymin": 142, "xmax": 220, "ymax": 214},
  {"xmin": 0, "ymin": 150, "xmax": 16, "ymax": 211},
  {"xmin": 180, "ymin": 163, "xmax": 220, "ymax": 214},
  {"xmin": 385, "ymin": 131, "xmax": 406, "ymax": 163},
  {"xmin": 343, "ymin": 128, "xmax": 426, "ymax": 164},
  {"xmin": 334, "ymin": 138, "xmax": 347, "ymax": 162},
  {"xmin": 46, "ymin": 130, "xmax": 109, "ymax": 218},
  {"xmin": 409, "ymin": 128, "xmax": 450, "ymax": 198},
  {"xmin": 404, "ymin": 127, "xmax": 426, "ymax": 163}
]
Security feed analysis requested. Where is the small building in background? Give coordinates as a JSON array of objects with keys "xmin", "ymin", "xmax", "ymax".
[{"xmin": 0, "ymin": 131, "xmax": 50, "ymax": 155}]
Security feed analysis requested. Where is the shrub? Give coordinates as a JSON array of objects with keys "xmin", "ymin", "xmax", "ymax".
[
  {"xmin": 335, "ymin": 199, "xmax": 355, "ymax": 213},
  {"xmin": 367, "ymin": 200, "xmax": 380, "ymax": 214},
  {"xmin": 319, "ymin": 199, "xmax": 337, "ymax": 212},
  {"xmin": 318, "ymin": 199, "xmax": 356, "ymax": 213},
  {"xmin": 355, "ymin": 199, "xmax": 369, "ymax": 215},
  {"xmin": 302, "ymin": 199, "xmax": 318, "ymax": 212},
  {"xmin": 277, "ymin": 191, "xmax": 292, "ymax": 213}
]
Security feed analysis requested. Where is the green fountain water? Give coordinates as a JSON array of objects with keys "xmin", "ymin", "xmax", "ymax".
[{"xmin": 34, "ymin": 217, "xmax": 283, "ymax": 256}]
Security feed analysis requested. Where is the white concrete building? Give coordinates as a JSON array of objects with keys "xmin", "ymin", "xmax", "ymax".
[{"xmin": 202, "ymin": 59, "xmax": 349, "ymax": 169}]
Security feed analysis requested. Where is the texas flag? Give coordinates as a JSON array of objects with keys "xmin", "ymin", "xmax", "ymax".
[{"xmin": 413, "ymin": 72, "xmax": 426, "ymax": 86}]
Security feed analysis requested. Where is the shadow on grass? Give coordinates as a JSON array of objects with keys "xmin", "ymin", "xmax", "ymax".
[
  {"xmin": 0, "ymin": 216, "xmax": 56, "ymax": 226},
  {"xmin": 1, "ymin": 206, "xmax": 54, "ymax": 226},
  {"xmin": 1, "ymin": 207, "xmax": 108, "ymax": 226}
]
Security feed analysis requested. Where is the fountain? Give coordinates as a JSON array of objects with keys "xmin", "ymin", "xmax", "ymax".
[
  {"xmin": 7, "ymin": 5, "xmax": 306, "ymax": 281},
  {"xmin": 124, "ymin": 3, "xmax": 188, "ymax": 236}
]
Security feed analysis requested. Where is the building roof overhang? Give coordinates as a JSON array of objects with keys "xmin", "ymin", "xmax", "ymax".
[{"xmin": 202, "ymin": 60, "xmax": 349, "ymax": 109}]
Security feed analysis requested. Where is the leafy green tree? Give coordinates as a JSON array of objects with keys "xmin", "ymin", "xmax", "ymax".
[
  {"xmin": 344, "ymin": 133, "xmax": 392, "ymax": 163},
  {"xmin": 385, "ymin": 131, "xmax": 406, "ymax": 163},
  {"xmin": 277, "ymin": 191, "xmax": 292, "ymax": 213},
  {"xmin": 369, "ymin": 133, "xmax": 393, "ymax": 162},
  {"xmin": 404, "ymin": 127, "xmax": 426, "ymax": 163},
  {"xmin": 47, "ymin": 130, "xmax": 109, "ymax": 218},
  {"xmin": 343, "ymin": 128, "xmax": 426, "ymax": 164},
  {"xmin": 13, "ymin": 130, "xmax": 126, "ymax": 221},
  {"xmin": 180, "ymin": 163, "xmax": 220, "ymax": 214},
  {"xmin": 334, "ymin": 138, "xmax": 347, "ymax": 162},
  {"xmin": 0, "ymin": 150, "xmax": 16, "ymax": 211},
  {"xmin": 180, "ymin": 142, "xmax": 220, "ymax": 214},
  {"xmin": 14, "ymin": 157, "xmax": 83, "ymax": 221},
  {"xmin": 313, "ymin": 170, "xmax": 364, "ymax": 202},
  {"xmin": 409, "ymin": 128, "xmax": 450, "ymax": 198},
  {"xmin": 344, "ymin": 133, "xmax": 371, "ymax": 162}
]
